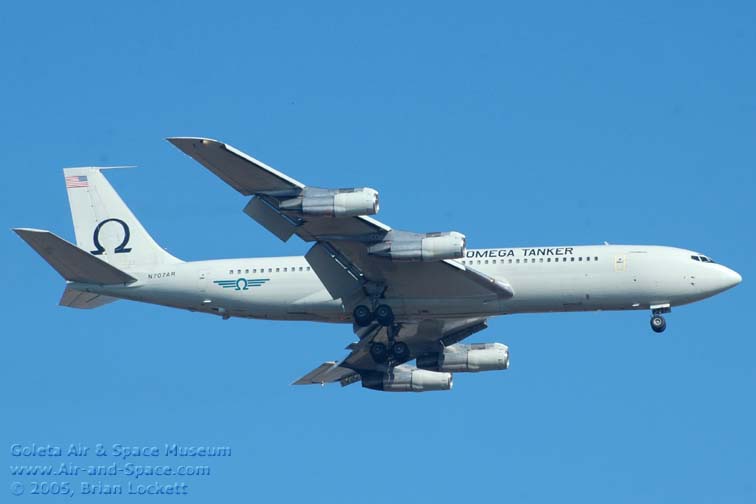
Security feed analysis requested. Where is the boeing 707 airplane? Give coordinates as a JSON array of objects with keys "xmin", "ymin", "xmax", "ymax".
[{"xmin": 14, "ymin": 138, "xmax": 742, "ymax": 392}]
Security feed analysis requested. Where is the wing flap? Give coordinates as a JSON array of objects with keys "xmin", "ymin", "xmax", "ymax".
[{"xmin": 243, "ymin": 196, "xmax": 298, "ymax": 242}]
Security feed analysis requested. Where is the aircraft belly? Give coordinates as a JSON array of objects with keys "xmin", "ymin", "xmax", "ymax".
[{"xmin": 393, "ymin": 296, "xmax": 504, "ymax": 319}]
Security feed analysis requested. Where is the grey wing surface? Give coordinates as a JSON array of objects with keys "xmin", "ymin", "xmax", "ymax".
[
  {"xmin": 168, "ymin": 137, "xmax": 513, "ymax": 303},
  {"xmin": 293, "ymin": 317, "xmax": 489, "ymax": 386}
]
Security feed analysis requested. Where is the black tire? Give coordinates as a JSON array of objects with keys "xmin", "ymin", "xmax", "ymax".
[
  {"xmin": 369, "ymin": 342, "xmax": 388, "ymax": 363},
  {"xmin": 651, "ymin": 315, "xmax": 667, "ymax": 333},
  {"xmin": 353, "ymin": 305, "xmax": 373, "ymax": 327},
  {"xmin": 374, "ymin": 304, "xmax": 394, "ymax": 326},
  {"xmin": 391, "ymin": 341, "xmax": 410, "ymax": 360}
]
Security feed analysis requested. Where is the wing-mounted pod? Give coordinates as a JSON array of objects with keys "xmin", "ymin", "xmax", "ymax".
[
  {"xmin": 416, "ymin": 343, "xmax": 510, "ymax": 373},
  {"xmin": 367, "ymin": 230, "xmax": 466, "ymax": 262},
  {"xmin": 361, "ymin": 365, "xmax": 453, "ymax": 392},
  {"xmin": 279, "ymin": 186, "xmax": 379, "ymax": 218}
]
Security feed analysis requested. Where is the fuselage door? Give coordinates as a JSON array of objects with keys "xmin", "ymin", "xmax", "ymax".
[
  {"xmin": 198, "ymin": 271, "xmax": 209, "ymax": 293},
  {"xmin": 614, "ymin": 255, "xmax": 627, "ymax": 272}
]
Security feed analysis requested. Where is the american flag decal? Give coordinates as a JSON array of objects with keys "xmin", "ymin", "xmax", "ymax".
[{"xmin": 65, "ymin": 175, "xmax": 88, "ymax": 188}]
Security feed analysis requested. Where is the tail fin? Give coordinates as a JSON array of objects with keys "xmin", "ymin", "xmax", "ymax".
[{"xmin": 64, "ymin": 167, "xmax": 181, "ymax": 270}]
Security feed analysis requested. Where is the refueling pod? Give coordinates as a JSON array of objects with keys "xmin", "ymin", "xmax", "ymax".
[
  {"xmin": 361, "ymin": 366, "xmax": 453, "ymax": 392},
  {"xmin": 416, "ymin": 343, "xmax": 510, "ymax": 373}
]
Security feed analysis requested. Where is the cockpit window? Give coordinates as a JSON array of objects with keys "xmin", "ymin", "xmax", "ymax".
[{"xmin": 691, "ymin": 255, "xmax": 716, "ymax": 263}]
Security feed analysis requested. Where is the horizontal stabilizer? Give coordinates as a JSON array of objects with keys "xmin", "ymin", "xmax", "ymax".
[
  {"xmin": 14, "ymin": 228, "xmax": 137, "ymax": 285},
  {"xmin": 59, "ymin": 286, "xmax": 118, "ymax": 309},
  {"xmin": 293, "ymin": 362, "xmax": 358, "ymax": 386}
]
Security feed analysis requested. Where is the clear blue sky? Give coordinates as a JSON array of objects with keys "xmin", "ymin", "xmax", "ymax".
[{"xmin": 1, "ymin": 1, "xmax": 754, "ymax": 502}]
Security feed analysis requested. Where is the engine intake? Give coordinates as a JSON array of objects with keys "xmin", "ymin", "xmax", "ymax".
[
  {"xmin": 361, "ymin": 367, "xmax": 453, "ymax": 392},
  {"xmin": 367, "ymin": 230, "xmax": 466, "ymax": 262},
  {"xmin": 279, "ymin": 187, "xmax": 379, "ymax": 218},
  {"xmin": 416, "ymin": 343, "xmax": 509, "ymax": 373}
]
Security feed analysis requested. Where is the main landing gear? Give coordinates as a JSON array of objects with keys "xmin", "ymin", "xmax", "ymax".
[
  {"xmin": 353, "ymin": 304, "xmax": 410, "ymax": 364},
  {"xmin": 650, "ymin": 305, "xmax": 671, "ymax": 333},
  {"xmin": 352, "ymin": 303, "xmax": 395, "ymax": 327},
  {"xmin": 368, "ymin": 332, "xmax": 410, "ymax": 364}
]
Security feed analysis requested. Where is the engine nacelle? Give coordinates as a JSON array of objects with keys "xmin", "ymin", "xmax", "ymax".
[
  {"xmin": 367, "ymin": 231, "xmax": 466, "ymax": 262},
  {"xmin": 416, "ymin": 343, "xmax": 510, "ymax": 373},
  {"xmin": 361, "ymin": 367, "xmax": 453, "ymax": 392},
  {"xmin": 279, "ymin": 187, "xmax": 379, "ymax": 218}
]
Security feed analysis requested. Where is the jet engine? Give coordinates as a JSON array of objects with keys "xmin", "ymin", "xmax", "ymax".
[
  {"xmin": 416, "ymin": 343, "xmax": 510, "ymax": 373},
  {"xmin": 367, "ymin": 230, "xmax": 466, "ymax": 262},
  {"xmin": 361, "ymin": 367, "xmax": 453, "ymax": 392},
  {"xmin": 279, "ymin": 187, "xmax": 379, "ymax": 218}
]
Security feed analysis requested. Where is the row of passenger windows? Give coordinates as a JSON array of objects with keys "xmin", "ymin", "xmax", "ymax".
[
  {"xmin": 229, "ymin": 266, "xmax": 312, "ymax": 275},
  {"xmin": 461, "ymin": 256, "xmax": 599, "ymax": 265}
]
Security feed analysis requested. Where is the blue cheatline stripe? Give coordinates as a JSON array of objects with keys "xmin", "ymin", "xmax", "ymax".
[{"xmin": 213, "ymin": 278, "xmax": 270, "ymax": 286}]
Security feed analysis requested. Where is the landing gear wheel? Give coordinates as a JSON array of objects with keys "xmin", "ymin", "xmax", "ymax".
[
  {"xmin": 390, "ymin": 341, "xmax": 410, "ymax": 360},
  {"xmin": 369, "ymin": 342, "xmax": 388, "ymax": 363},
  {"xmin": 650, "ymin": 315, "xmax": 667, "ymax": 333},
  {"xmin": 374, "ymin": 304, "xmax": 395, "ymax": 326},
  {"xmin": 353, "ymin": 305, "xmax": 373, "ymax": 327}
]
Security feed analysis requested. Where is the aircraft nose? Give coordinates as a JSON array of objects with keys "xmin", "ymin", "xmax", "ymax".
[{"xmin": 720, "ymin": 266, "xmax": 742, "ymax": 290}]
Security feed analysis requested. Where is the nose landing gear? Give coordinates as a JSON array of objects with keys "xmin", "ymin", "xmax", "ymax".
[
  {"xmin": 650, "ymin": 304, "xmax": 671, "ymax": 333},
  {"xmin": 650, "ymin": 315, "xmax": 667, "ymax": 333}
]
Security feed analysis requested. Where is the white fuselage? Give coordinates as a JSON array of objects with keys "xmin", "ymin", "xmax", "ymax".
[{"xmin": 72, "ymin": 244, "xmax": 741, "ymax": 323}]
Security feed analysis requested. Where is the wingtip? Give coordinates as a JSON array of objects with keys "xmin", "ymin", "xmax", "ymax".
[
  {"xmin": 166, "ymin": 136, "xmax": 222, "ymax": 145},
  {"xmin": 12, "ymin": 227, "xmax": 49, "ymax": 235}
]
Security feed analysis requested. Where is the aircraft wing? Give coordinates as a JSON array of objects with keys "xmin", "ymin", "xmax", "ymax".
[
  {"xmin": 168, "ymin": 137, "xmax": 514, "ymax": 303},
  {"xmin": 293, "ymin": 317, "xmax": 489, "ymax": 386}
]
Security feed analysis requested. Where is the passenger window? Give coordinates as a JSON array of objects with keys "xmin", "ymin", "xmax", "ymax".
[
  {"xmin": 531, "ymin": 258, "xmax": 535, "ymax": 263},
  {"xmin": 570, "ymin": 257, "xmax": 575, "ymax": 262},
  {"xmin": 245, "ymin": 269, "xmax": 249, "ymax": 274},
  {"xmin": 586, "ymin": 257, "xmax": 590, "ymax": 262},
  {"xmin": 283, "ymin": 267, "xmax": 288, "ymax": 272},
  {"xmin": 516, "ymin": 259, "xmax": 520, "ymax": 264},
  {"xmin": 268, "ymin": 268, "xmax": 272, "ymax": 273},
  {"xmin": 228, "ymin": 269, "xmax": 233, "ymax": 274},
  {"xmin": 508, "ymin": 259, "xmax": 512, "ymax": 264},
  {"xmin": 299, "ymin": 267, "xmax": 303, "ymax": 271},
  {"xmin": 594, "ymin": 256, "xmax": 598, "ymax": 261},
  {"xmin": 484, "ymin": 260, "xmax": 489, "ymax": 264},
  {"xmin": 306, "ymin": 267, "xmax": 311, "ymax": 271},
  {"xmin": 539, "ymin": 258, "xmax": 543, "ymax": 263},
  {"xmin": 492, "ymin": 259, "xmax": 497, "ymax": 264},
  {"xmin": 563, "ymin": 257, "xmax": 567, "ymax": 262},
  {"xmin": 276, "ymin": 268, "xmax": 280, "ymax": 272}
]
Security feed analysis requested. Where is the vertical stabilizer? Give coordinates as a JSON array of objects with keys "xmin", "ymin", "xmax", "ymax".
[{"xmin": 64, "ymin": 167, "xmax": 181, "ymax": 269}]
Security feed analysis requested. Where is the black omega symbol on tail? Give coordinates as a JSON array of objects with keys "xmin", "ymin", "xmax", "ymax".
[{"xmin": 90, "ymin": 218, "xmax": 132, "ymax": 255}]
